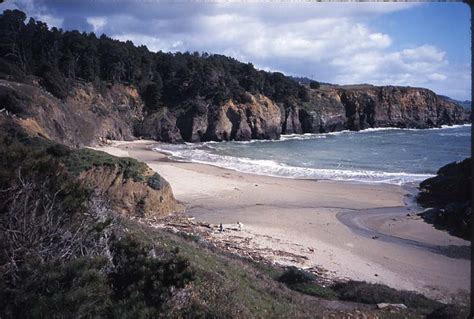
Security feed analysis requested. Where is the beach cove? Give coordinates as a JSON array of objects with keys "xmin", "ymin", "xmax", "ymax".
[{"xmin": 94, "ymin": 140, "xmax": 470, "ymax": 305}]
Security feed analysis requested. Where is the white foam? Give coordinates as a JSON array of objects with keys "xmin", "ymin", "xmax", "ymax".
[
  {"xmin": 153, "ymin": 124, "xmax": 469, "ymax": 185},
  {"xmin": 274, "ymin": 124, "xmax": 471, "ymax": 143},
  {"xmin": 154, "ymin": 144, "xmax": 433, "ymax": 185}
]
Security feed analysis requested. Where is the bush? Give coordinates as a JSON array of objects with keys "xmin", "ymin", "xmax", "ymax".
[
  {"xmin": 309, "ymin": 81, "xmax": 320, "ymax": 89},
  {"xmin": 332, "ymin": 281, "xmax": 442, "ymax": 311},
  {"xmin": 277, "ymin": 266, "xmax": 337, "ymax": 299},
  {"xmin": 62, "ymin": 148, "xmax": 148, "ymax": 181},
  {"xmin": 147, "ymin": 172, "xmax": 168, "ymax": 190},
  {"xmin": 278, "ymin": 266, "xmax": 316, "ymax": 285},
  {"xmin": 0, "ymin": 257, "xmax": 112, "ymax": 318},
  {"xmin": 427, "ymin": 304, "xmax": 466, "ymax": 319},
  {"xmin": 109, "ymin": 236, "xmax": 195, "ymax": 316},
  {"xmin": 46, "ymin": 143, "xmax": 72, "ymax": 157}
]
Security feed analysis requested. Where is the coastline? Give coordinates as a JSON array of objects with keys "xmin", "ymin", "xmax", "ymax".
[
  {"xmin": 151, "ymin": 123, "xmax": 470, "ymax": 185},
  {"xmin": 92, "ymin": 140, "xmax": 470, "ymax": 305}
]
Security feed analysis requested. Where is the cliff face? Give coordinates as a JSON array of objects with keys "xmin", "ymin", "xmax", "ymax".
[
  {"xmin": 1, "ymin": 78, "xmax": 470, "ymax": 145},
  {"xmin": 0, "ymin": 79, "xmax": 143, "ymax": 147},
  {"xmin": 338, "ymin": 86, "xmax": 468, "ymax": 130},
  {"xmin": 284, "ymin": 85, "xmax": 470, "ymax": 135},
  {"xmin": 191, "ymin": 94, "xmax": 281, "ymax": 142}
]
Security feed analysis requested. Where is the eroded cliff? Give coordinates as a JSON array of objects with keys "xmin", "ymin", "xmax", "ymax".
[
  {"xmin": 0, "ymin": 79, "xmax": 143, "ymax": 146},
  {"xmin": 0, "ymin": 78, "xmax": 470, "ymax": 146},
  {"xmin": 283, "ymin": 85, "xmax": 470, "ymax": 135}
]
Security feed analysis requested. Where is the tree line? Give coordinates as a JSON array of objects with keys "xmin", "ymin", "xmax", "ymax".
[{"xmin": 0, "ymin": 9, "xmax": 310, "ymax": 113}]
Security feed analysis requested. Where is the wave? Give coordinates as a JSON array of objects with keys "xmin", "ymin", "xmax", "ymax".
[
  {"xmin": 274, "ymin": 124, "xmax": 471, "ymax": 142},
  {"xmin": 437, "ymin": 132, "xmax": 471, "ymax": 137},
  {"xmin": 153, "ymin": 144, "xmax": 433, "ymax": 185}
]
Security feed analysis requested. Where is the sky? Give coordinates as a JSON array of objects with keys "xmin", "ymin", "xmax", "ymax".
[{"xmin": 1, "ymin": 0, "xmax": 471, "ymax": 100}]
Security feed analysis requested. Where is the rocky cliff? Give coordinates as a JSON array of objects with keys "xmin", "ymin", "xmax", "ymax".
[
  {"xmin": 0, "ymin": 79, "xmax": 143, "ymax": 147},
  {"xmin": 283, "ymin": 85, "xmax": 470, "ymax": 135},
  {"xmin": 0, "ymin": 78, "xmax": 470, "ymax": 146}
]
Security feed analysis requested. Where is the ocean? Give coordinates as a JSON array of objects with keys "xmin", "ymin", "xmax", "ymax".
[{"xmin": 154, "ymin": 124, "xmax": 471, "ymax": 185}]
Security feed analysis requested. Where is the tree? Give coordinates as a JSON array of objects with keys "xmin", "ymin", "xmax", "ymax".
[
  {"xmin": 0, "ymin": 10, "xmax": 28, "ymax": 71},
  {"xmin": 309, "ymin": 81, "xmax": 321, "ymax": 89},
  {"xmin": 142, "ymin": 76, "xmax": 163, "ymax": 113}
]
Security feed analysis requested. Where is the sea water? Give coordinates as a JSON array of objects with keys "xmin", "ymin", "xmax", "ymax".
[{"xmin": 154, "ymin": 124, "xmax": 471, "ymax": 185}]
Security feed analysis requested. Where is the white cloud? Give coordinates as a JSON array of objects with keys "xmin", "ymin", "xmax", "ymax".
[
  {"xmin": 36, "ymin": 14, "xmax": 63, "ymax": 28},
  {"xmin": 1, "ymin": 0, "xmax": 63, "ymax": 28},
  {"xmin": 427, "ymin": 73, "xmax": 447, "ymax": 81},
  {"xmin": 86, "ymin": 17, "xmax": 107, "ymax": 33},
  {"xmin": 113, "ymin": 33, "xmax": 184, "ymax": 52}
]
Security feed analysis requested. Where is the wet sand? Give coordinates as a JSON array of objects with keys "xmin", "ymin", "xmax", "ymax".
[{"xmin": 94, "ymin": 140, "xmax": 470, "ymax": 304}]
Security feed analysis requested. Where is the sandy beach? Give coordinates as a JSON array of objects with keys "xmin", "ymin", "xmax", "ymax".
[{"xmin": 94, "ymin": 140, "xmax": 470, "ymax": 305}]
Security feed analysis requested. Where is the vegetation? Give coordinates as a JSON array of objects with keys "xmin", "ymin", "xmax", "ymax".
[
  {"xmin": 62, "ymin": 148, "xmax": 149, "ymax": 182},
  {"xmin": 331, "ymin": 281, "xmax": 442, "ymax": 312},
  {"xmin": 309, "ymin": 81, "xmax": 321, "ymax": 89},
  {"xmin": 278, "ymin": 267, "xmax": 337, "ymax": 299},
  {"xmin": 0, "ymin": 9, "xmax": 309, "ymax": 114},
  {"xmin": 0, "ymin": 126, "xmax": 195, "ymax": 317}
]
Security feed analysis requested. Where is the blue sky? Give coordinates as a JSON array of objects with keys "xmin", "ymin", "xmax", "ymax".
[
  {"xmin": 371, "ymin": 3, "xmax": 470, "ymax": 64},
  {"xmin": 1, "ymin": 1, "xmax": 471, "ymax": 100}
]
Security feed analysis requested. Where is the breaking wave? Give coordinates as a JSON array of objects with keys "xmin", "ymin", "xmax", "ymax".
[
  {"xmin": 153, "ymin": 144, "xmax": 433, "ymax": 185},
  {"xmin": 152, "ymin": 124, "xmax": 469, "ymax": 185}
]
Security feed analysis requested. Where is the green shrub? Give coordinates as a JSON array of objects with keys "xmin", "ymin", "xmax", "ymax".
[
  {"xmin": 62, "ymin": 148, "xmax": 148, "ymax": 181},
  {"xmin": 278, "ymin": 266, "xmax": 316, "ymax": 285},
  {"xmin": 289, "ymin": 283, "xmax": 337, "ymax": 299},
  {"xmin": 39, "ymin": 64, "xmax": 71, "ymax": 99},
  {"xmin": 0, "ymin": 257, "xmax": 112, "ymax": 318},
  {"xmin": 278, "ymin": 267, "xmax": 337, "ymax": 299},
  {"xmin": 0, "ymin": 129, "xmax": 196, "ymax": 318},
  {"xmin": 147, "ymin": 172, "xmax": 168, "ymax": 190},
  {"xmin": 46, "ymin": 143, "xmax": 72, "ymax": 157},
  {"xmin": 109, "ymin": 235, "xmax": 195, "ymax": 314},
  {"xmin": 332, "ymin": 281, "xmax": 442, "ymax": 311},
  {"xmin": 309, "ymin": 81, "xmax": 321, "ymax": 89}
]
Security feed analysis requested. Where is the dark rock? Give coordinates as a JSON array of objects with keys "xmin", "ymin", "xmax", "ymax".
[
  {"xmin": 176, "ymin": 99, "xmax": 208, "ymax": 142},
  {"xmin": 418, "ymin": 158, "xmax": 471, "ymax": 207},
  {"xmin": 136, "ymin": 110, "xmax": 183, "ymax": 143},
  {"xmin": 417, "ymin": 158, "xmax": 471, "ymax": 240}
]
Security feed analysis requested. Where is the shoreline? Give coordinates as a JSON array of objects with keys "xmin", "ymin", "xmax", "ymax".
[
  {"xmin": 151, "ymin": 123, "xmax": 471, "ymax": 186},
  {"xmin": 92, "ymin": 140, "xmax": 470, "ymax": 305}
]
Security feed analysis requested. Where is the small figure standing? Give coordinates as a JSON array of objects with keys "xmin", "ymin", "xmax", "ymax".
[{"xmin": 219, "ymin": 223, "xmax": 224, "ymax": 232}]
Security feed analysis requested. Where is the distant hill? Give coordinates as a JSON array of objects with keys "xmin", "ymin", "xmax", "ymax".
[{"xmin": 438, "ymin": 96, "xmax": 471, "ymax": 109}]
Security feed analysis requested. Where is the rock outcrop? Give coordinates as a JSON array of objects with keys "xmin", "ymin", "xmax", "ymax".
[
  {"xmin": 417, "ymin": 158, "xmax": 471, "ymax": 240},
  {"xmin": 173, "ymin": 94, "xmax": 281, "ymax": 142}
]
